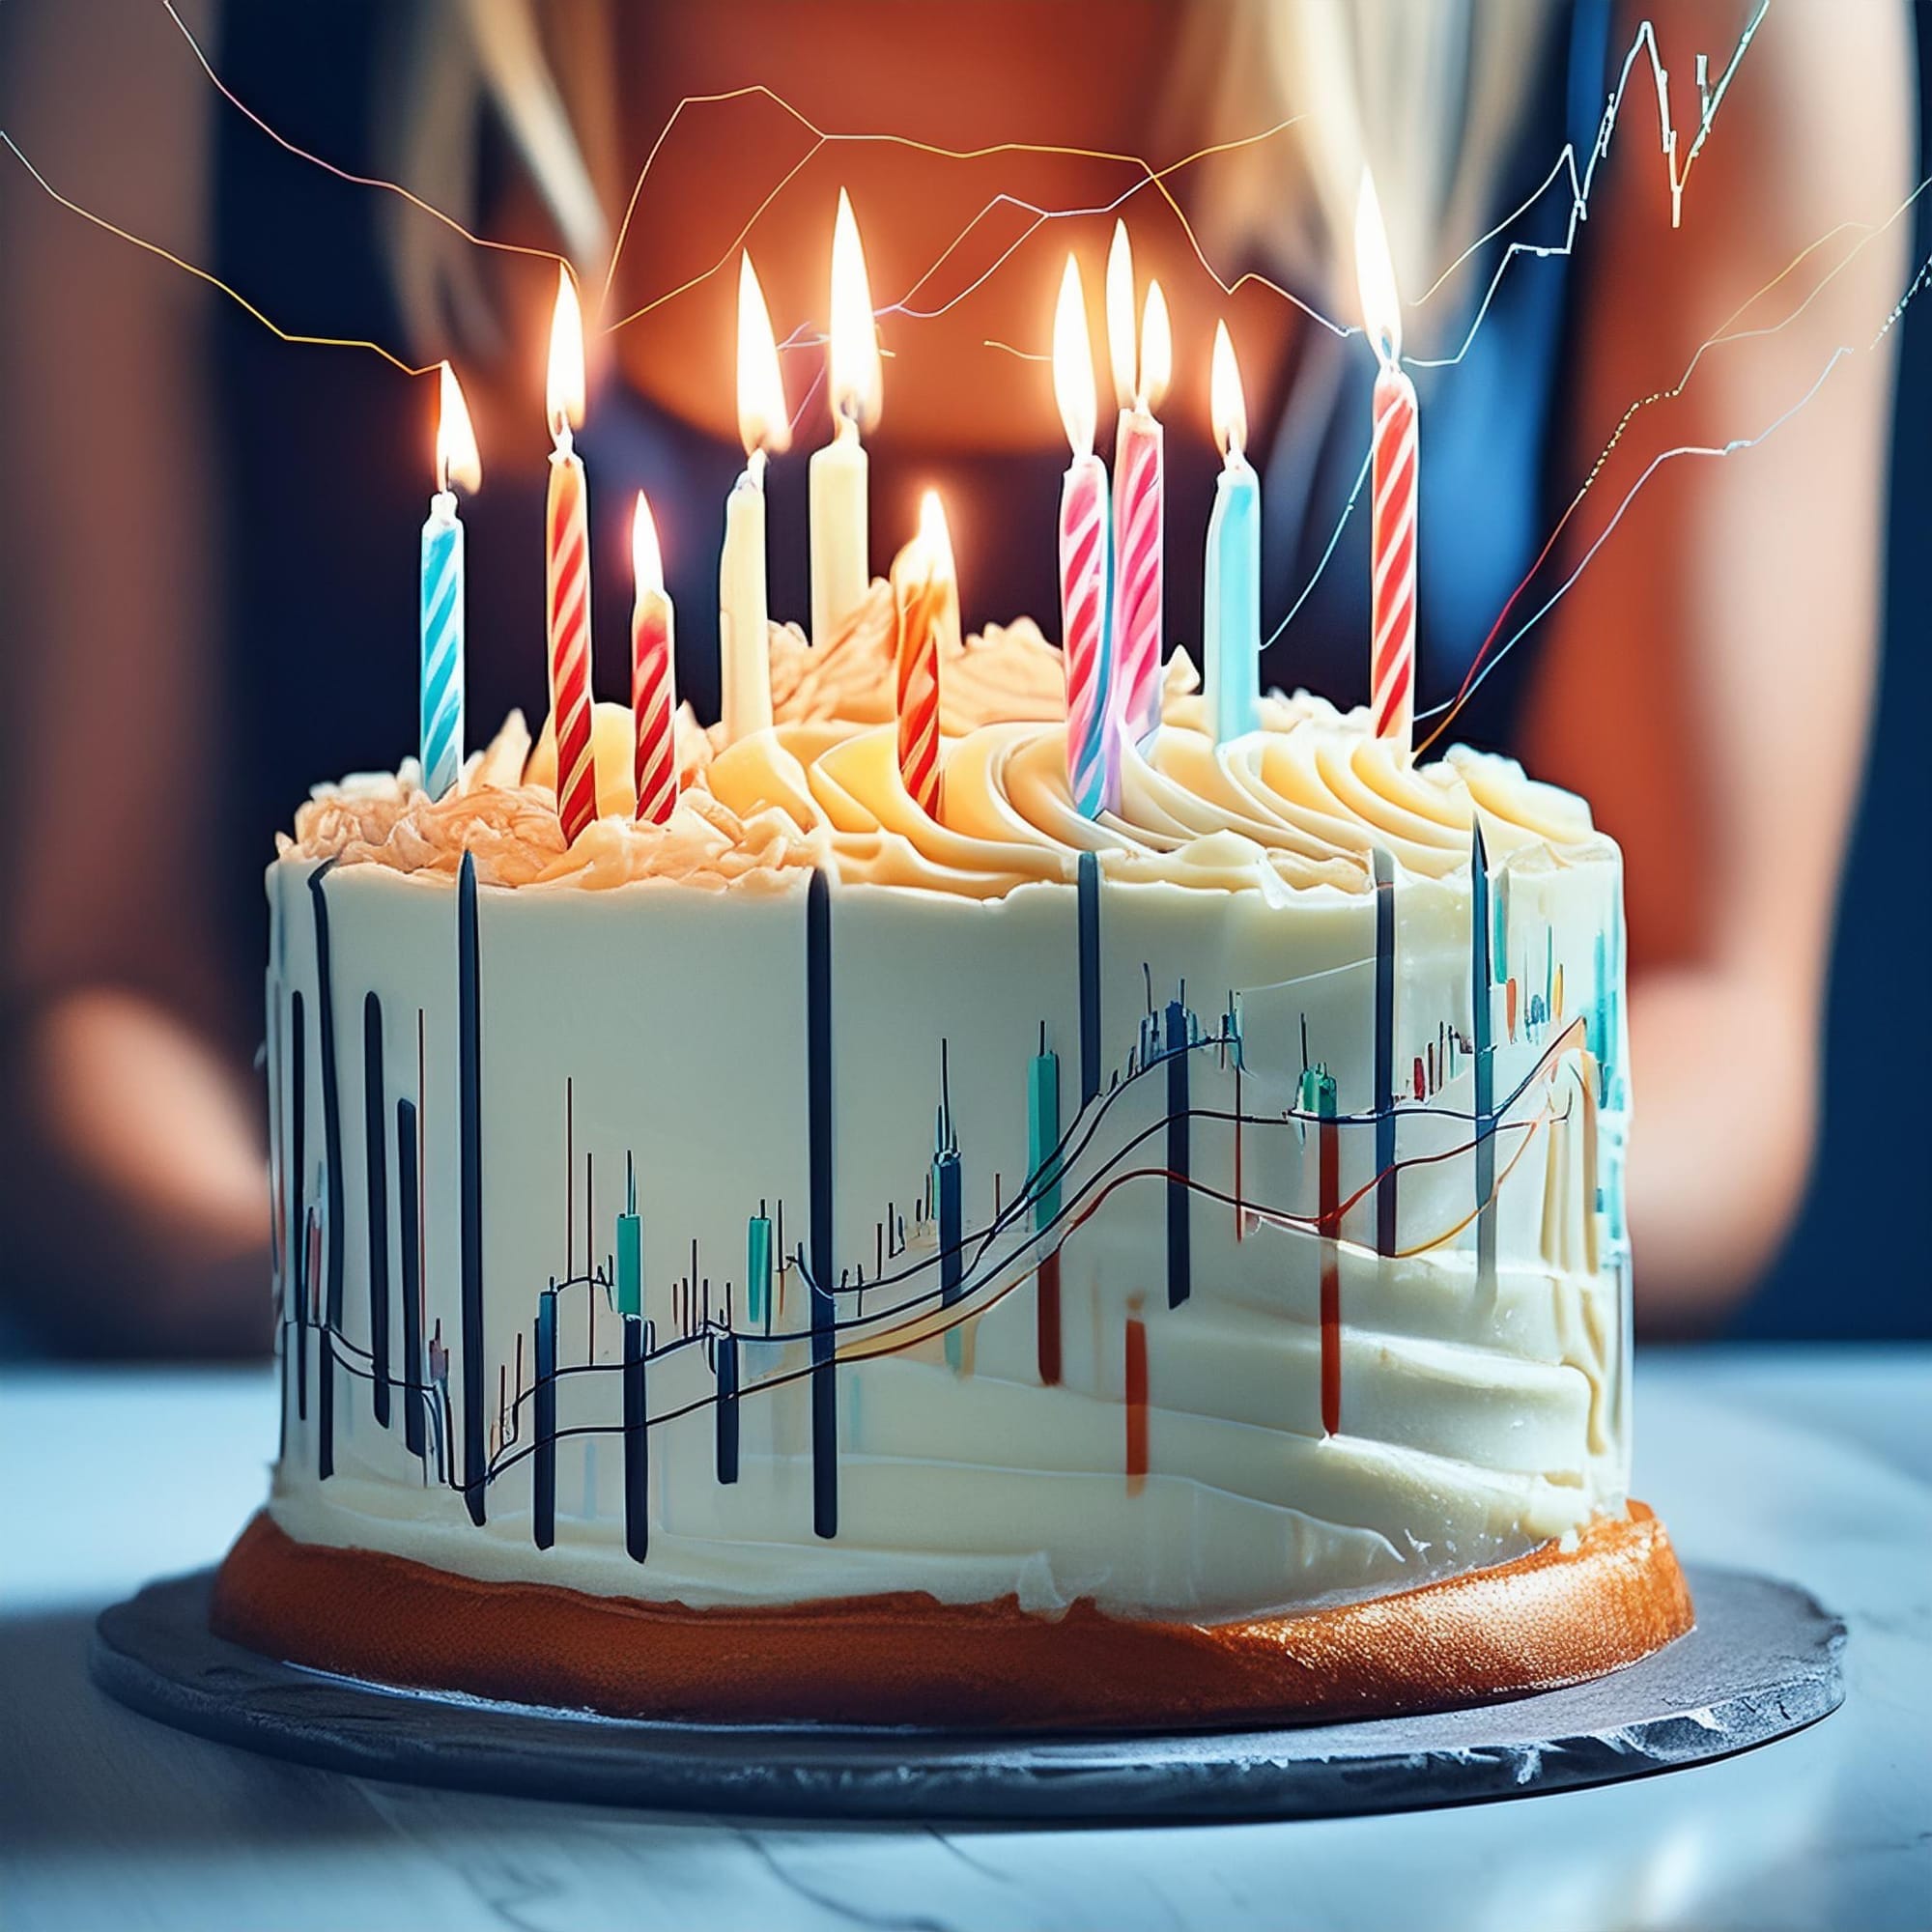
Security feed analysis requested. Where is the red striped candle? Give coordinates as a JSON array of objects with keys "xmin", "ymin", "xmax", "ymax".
[
  {"xmin": 1357, "ymin": 172, "xmax": 1418, "ymax": 759},
  {"xmin": 544, "ymin": 270, "xmax": 597, "ymax": 842},
  {"xmin": 629, "ymin": 492, "xmax": 677, "ymax": 825},
  {"xmin": 892, "ymin": 492, "xmax": 951, "ymax": 817},
  {"xmin": 1369, "ymin": 363, "xmax": 1418, "ymax": 752}
]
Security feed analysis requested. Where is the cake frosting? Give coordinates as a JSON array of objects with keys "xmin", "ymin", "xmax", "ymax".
[{"xmin": 260, "ymin": 593, "xmax": 1634, "ymax": 1628}]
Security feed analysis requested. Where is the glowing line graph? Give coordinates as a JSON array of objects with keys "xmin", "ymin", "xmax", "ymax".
[
  {"xmin": 1414, "ymin": 188, "xmax": 1932, "ymax": 750},
  {"xmin": 158, "ymin": 0, "xmax": 570, "ymax": 286},
  {"xmin": 1406, "ymin": 0, "xmax": 1773, "ymax": 370},
  {"xmin": 1, "ymin": 0, "xmax": 1912, "ymax": 735}
]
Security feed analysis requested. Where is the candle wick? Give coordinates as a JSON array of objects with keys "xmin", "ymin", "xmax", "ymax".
[
  {"xmin": 1373, "ymin": 325, "xmax": 1401, "ymax": 372},
  {"xmin": 746, "ymin": 447, "xmax": 769, "ymax": 489},
  {"xmin": 551, "ymin": 416, "xmax": 575, "ymax": 457}
]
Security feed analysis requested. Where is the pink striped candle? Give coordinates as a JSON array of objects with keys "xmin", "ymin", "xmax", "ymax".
[
  {"xmin": 1104, "ymin": 229, "xmax": 1171, "ymax": 748},
  {"xmin": 1369, "ymin": 365, "xmax": 1418, "ymax": 751},
  {"xmin": 1051, "ymin": 256, "xmax": 1115, "ymax": 816},
  {"xmin": 1357, "ymin": 173, "xmax": 1418, "ymax": 757},
  {"xmin": 545, "ymin": 268, "xmax": 597, "ymax": 842},
  {"xmin": 629, "ymin": 492, "xmax": 677, "ymax": 825}
]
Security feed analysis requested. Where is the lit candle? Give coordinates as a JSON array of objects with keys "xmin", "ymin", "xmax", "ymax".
[
  {"xmin": 809, "ymin": 187, "xmax": 881, "ymax": 648},
  {"xmin": 1203, "ymin": 320, "xmax": 1261, "ymax": 744},
  {"xmin": 630, "ymin": 492, "xmax": 677, "ymax": 825},
  {"xmin": 720, "ymin": 252, "xmax": 790, "ymax": 742},
  {"xmin": 1105, "ymin": 221, "xmax": 1170, "ymax": 747},
  {"xmin": 1356, "ymin": 171, "xmax": 1418, "ymax": 758},
  {"xmin": 892, "ymin": 490, "xmax": 952, "ymax": 817},
  {"xmin": 420, "ymin": 360, "xmax": 480, "ymax": 799},
  {"xmin": 545, "ymin": 266, "xmax": 597, "ymax": 842},
  {"xmin": 1051, "ymin": 255, "xmax": 1115, "ymax": 816}
]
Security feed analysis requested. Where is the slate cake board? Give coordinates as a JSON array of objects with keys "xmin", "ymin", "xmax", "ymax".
[{"xmin": 91, "ymin": 1562, "xmax": 1842, "ymax": 1822}]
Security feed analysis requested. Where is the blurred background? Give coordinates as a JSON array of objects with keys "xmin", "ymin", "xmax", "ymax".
[{"xmin": 0, "ymin": 0, "xmax": 1923, "ymax": 1356}]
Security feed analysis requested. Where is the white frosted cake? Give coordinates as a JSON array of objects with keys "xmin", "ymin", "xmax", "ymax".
[{"xmin": 215, "ymin": 596, "xmax": 1690, "ymax": 1726}]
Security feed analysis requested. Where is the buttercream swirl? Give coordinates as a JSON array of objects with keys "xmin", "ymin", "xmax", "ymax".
[{"xmin": 282, "ymin": 615, "xmax": 1605, "ymax": 897}]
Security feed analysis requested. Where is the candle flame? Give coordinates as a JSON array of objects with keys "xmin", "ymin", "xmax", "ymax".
[
  {"xmin": 1209, "ymin": 321, "xmax": 1246, "ymax": 460},
  {"xmin": 1354, "ymin": 168, "xmax": 1403, "ymax": 368},
  {"xmin": 828, "ymin": 186, "xmax": 882, "ymax": 433},
  {"xmin": 918, "ymin": 488, "xmax": 953, "ymax": 572},
  {"xmin": 546, "ymin": 264, "xmax": 586, "ymax": 437},
  {"xmin": 1104, "ymin": 219, "xmax": 1136, "ymax": 412},
  {"xmin": 1139, "ymin": 280, "xmax": 1172, "ymax": 412},
  {"xmin": 736, "ymin": 252, "xmax": 790, "ymax": 458},
  {"xmin": 436, "ymin": 360, "xmax": 481, "ymax": 495},
  {"xmin": 1051, "ymin": 255, "xmax": 1095, "ymax": 459},
  {"xmin": 630, "ymin": 491, "xmax": 664, "ymax": 597}
]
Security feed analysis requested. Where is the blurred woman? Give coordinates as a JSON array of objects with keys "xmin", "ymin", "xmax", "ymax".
[{"xmin": 0, "ymin": 0, "xmax": 1912, "ymax": 1350}]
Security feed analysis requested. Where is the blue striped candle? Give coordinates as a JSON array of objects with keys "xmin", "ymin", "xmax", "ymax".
[{"xmin": 421, "ymin": 361, "xmax": 479, "ymax": 800}]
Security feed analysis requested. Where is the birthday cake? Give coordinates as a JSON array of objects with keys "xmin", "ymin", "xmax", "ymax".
[{"xmin": 211, "ymin": 589, "xmax": 1691, "ymax": 1728}]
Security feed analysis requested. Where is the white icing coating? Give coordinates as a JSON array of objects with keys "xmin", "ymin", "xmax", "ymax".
[{"xmin": 264, "ymin": 638, "xmax": 1632, "ymax": 1622}]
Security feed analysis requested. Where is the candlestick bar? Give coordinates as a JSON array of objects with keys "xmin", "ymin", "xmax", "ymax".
[
  {"xmin": 622, "ymin": 1313, "xmax": 648, "ymax": 1561},
  {"xmin": 1164, "ymin": 1001, "xmax": 1192, "ymax": 1308},
  {"xmin": 309, "ymin": 865, "xmax": 344, "ymax": 1483},
  {"xmin": 362, "ymin": 991, "xmax": 391, "ymax": 1429},
  {"xmin": 534, "ymin": 1291, "xmax": 557, "ymax": 1549},
  {"xmin": 290, "ymin": 990, "xmax": 308, "ymax": 1424},
  {"xmin": 714, "ymin": 1334, "xmax": 740, "ymax": 1485},
  {"xmin": 806, "ymin": 870, "xmax": 838, "ymax": 1539},
  {"xmin": 1372, "ymin": 846, "xmax": 1399, "ymax": 1257},
  {"xmin": 746, "ymin": 1212, "xmax": 773, "ymax": 1332},
  {"xmin": 1077, "ymin": 852, "xmax": 1103, "ymax": 1105},
  {"xmin": 397, "ymin": 1096, "xmax": 425, "ymax": 1461},
  {"xmin": 457, "ymin": 852, "xmax": 487, "ymax": 1525},
  {"xmin": 1303, "ymin": 1065, "xmax": 1342, "ymax": 1435},
  {"xmin": 1029, "ymin": 1045, "xmax": 1063, "ymax": 1386},
  {"xmin": 1470, "ymin": 821, "xmax": 1497, "ymax": 1291}
]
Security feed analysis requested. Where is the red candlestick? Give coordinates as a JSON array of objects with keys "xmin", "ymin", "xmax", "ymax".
[
  {"xmin": 1370, "ymin": 362, "xmax": 1418, "ymax": 753},
  {"xmin": 629, "ymin": 493, "xmax": 677, "ymax": 825},
  {"xmin": 546, "ymin": 440, "xmax": 597, "ymax": 843},
  {"xmin": 1112, "ymin": 412, "xmax": 1164, "ymax": 745}
]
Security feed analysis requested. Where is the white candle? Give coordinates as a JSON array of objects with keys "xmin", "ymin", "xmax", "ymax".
[
  {"xmin": 719, "ymin": 252, "xmax": 790, "ymax": 741},
  {"xmin": 809, "ymin": 187, "xmax": 881, "ymax": 648}
]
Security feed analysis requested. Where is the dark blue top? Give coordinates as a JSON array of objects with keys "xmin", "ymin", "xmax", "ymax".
[{"xmin": 1265, "ymin": 0, "xmax": 1615, "ymax": 748}]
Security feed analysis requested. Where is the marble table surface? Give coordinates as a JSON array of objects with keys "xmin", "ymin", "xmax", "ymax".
[{"xmin": 2, "ymin": 1345, "xmax": 1926, "ymax": 1932}]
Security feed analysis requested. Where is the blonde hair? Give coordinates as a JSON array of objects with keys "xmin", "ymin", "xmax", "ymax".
[
  {"xmin": 384, "ymin": 0, "xmax": 1555, "ymax": 358},
  {"xmin": 1177, "ymin": 0, "xmax": 1559, "ymax": 341}
]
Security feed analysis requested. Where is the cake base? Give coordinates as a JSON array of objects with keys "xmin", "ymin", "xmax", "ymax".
[
  {"xmin": 208, "ymin": 1505, "xmax": 1693, "ymax": 1730},
  {"xmin": 94, "ymin": 1557, "xmax": 1838, "ymax": 1821}
]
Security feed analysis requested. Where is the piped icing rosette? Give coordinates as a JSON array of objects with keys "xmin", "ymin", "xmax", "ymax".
[{"xmin": 283, "ymin": 600, "xmax": 1605, "ymax": 896}]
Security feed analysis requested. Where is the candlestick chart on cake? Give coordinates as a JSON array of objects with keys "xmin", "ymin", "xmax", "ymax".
[{"xmin": 262, "ymin": 810, "xmax": 1629, "ymax": 1564}]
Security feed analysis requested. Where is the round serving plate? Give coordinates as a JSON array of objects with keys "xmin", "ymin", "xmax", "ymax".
[{"xmin": 90, "ymin": 1562, "xmax": 1842, "ymax": 1823}]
